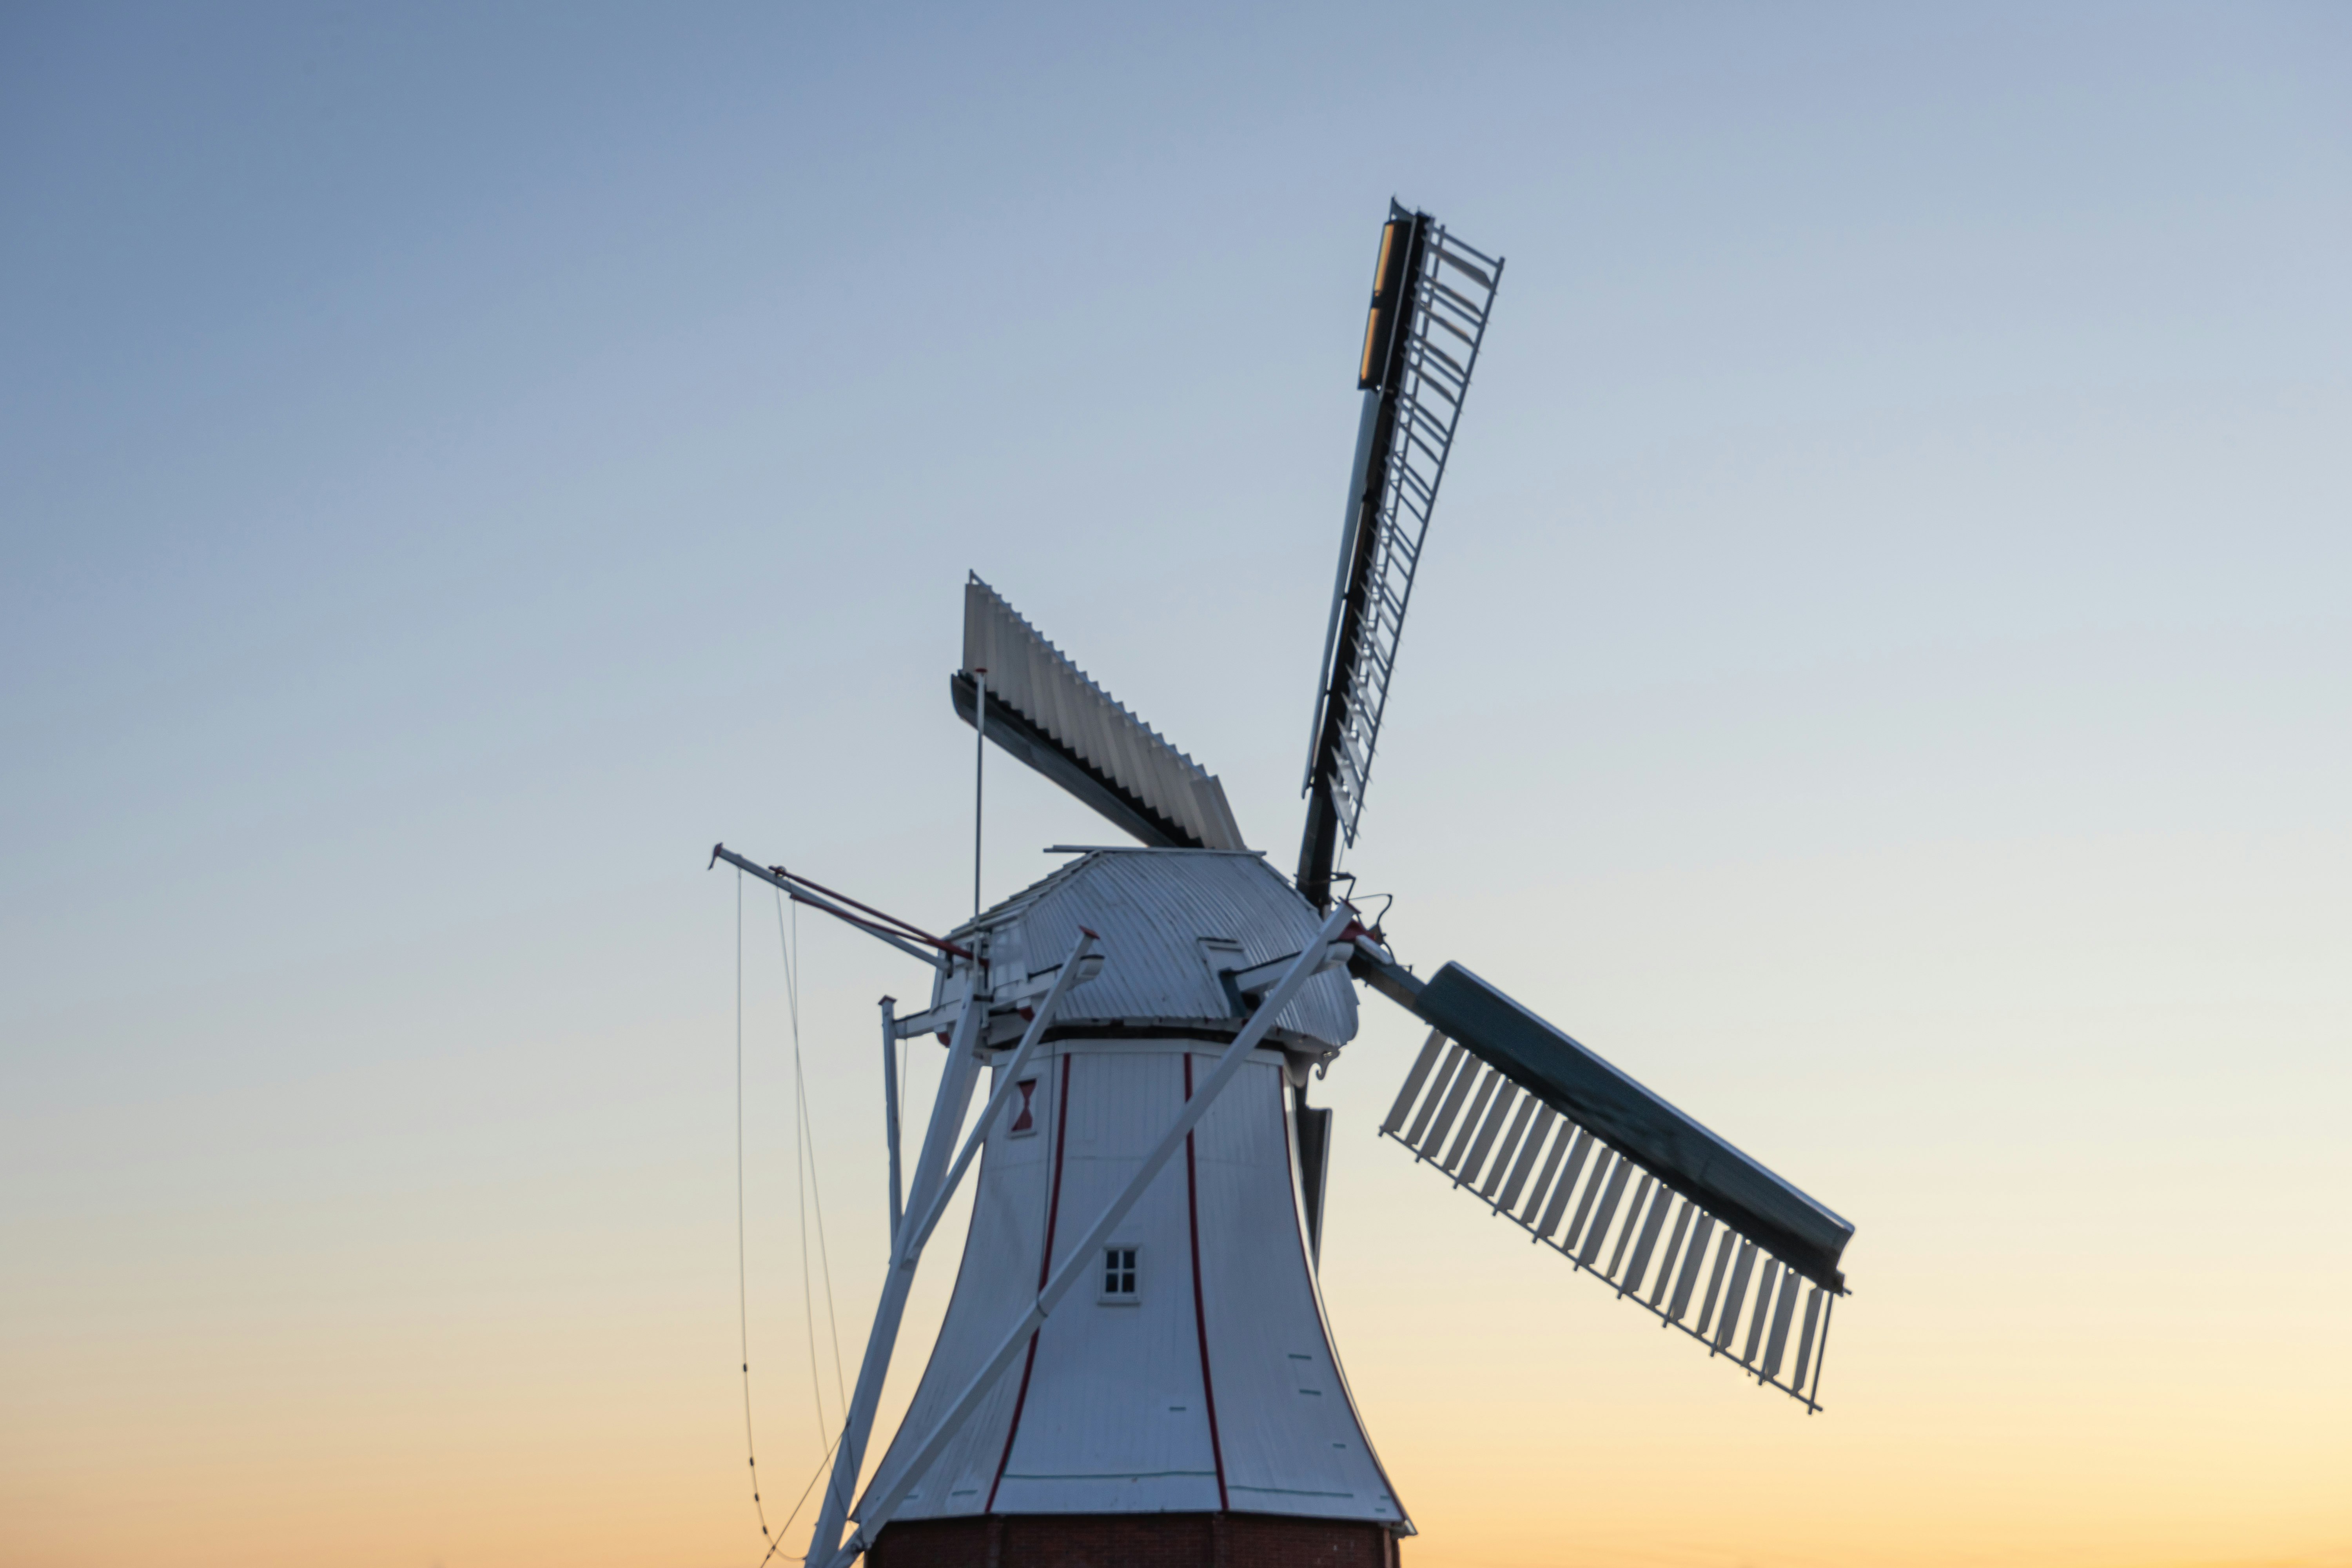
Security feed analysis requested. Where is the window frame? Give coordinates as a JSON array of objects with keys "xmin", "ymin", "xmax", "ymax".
[{"xmin": 1097, "ymin": 1243, "xmax": 1142, "ymax": 1305}]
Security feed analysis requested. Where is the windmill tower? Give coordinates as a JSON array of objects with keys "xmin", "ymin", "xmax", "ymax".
[{"xmin": 717, "ymin": 203, "xmax": 1855, "ymax": 1568}]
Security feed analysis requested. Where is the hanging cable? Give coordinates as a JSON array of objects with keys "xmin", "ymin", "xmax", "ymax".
[
  {"xmin": 795, "ymin": 898, "xmax": 849, "ymax": 1413},
  {"xmin": 733, "ymin": 875, "xmax": 849, "ymax": 1567},
  {"xmin": 775, "ymin": 890, "xmax": 826, "ymax": 1443},
  {"xmin": 730, "ymin": 872, "xmax": 861, "ymax": 1563},
  {"xmin": 735, "ymin": 871, "xmax": 779, "ymax": 1551},
  {"xmin": 748, "ymin": 1426, "xmax": 843, "ymax": 1568},
  {"xmin": 774, "ymin": 893, "xmax": 849, "ymax": 1430}
]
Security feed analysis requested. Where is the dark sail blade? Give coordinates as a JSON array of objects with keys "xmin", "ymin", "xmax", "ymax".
[{"xmin": 1356, "ymin": 944, "xmax": 1853, "ymax": 1409}]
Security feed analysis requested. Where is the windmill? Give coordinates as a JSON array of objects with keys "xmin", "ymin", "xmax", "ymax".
[{"xmin": 715, "ymin": 201, "xmax": 1855, "ymax": 1568}]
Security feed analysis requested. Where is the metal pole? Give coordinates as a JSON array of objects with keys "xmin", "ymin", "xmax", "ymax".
[
  {"xmin": 833, "ymin": 905, "xmax": 1355, "ymax": 1565},
  {"xmin": 711, "ymin": 848, "xmax": 951, "ymax": 971},
  {"xmin": 804, "ymin": 968, "xmax": 989, "ymax": 1568},
  {"xmin": 972, "ymin": 668, "xmax": 987, "ymax": 920},
  {"xmin": 880, "ymin": 996, "xmax": 902, "ymax": 1246}
]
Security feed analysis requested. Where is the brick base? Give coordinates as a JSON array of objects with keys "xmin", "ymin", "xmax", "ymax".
[{"xmin": 866, "ymin": 1512, "xmax": 1403, "ymax": 1568}]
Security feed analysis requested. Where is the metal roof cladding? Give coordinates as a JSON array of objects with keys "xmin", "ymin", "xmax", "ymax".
[{"xmin": 949, "ymin": 849, "xmax": 1359, "ymax": 1053}]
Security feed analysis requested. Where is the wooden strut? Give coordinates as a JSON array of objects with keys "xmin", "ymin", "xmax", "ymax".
[{"xmin": 880, "ymin": 996, "xmax": 903, "ymax": 1245}]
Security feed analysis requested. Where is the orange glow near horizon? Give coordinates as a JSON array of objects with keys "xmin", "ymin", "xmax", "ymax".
[{"xmin": 7, "ymin": 7, "xmax": 2349, "ymax": 1568}]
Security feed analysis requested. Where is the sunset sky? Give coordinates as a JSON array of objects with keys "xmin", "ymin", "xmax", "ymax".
[{"xmin": 5, "ymin": 6, "xmax": 2349, "ymax": 1566}]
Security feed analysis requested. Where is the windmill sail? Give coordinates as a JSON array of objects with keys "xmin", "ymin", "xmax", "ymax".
[
  {"xmin": 1298, "ymin": 205, "xmax": 1503, "ymax": 907},
  {"xmin": 1356, "ymin": 949, "xmax": 1853, "ymax": 1409},
  {"xmin": 955, "ymin": 575, "xmax": 1247, "ymax": 852}
]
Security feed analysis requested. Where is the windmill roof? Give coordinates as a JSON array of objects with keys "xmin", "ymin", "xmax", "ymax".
[{"xmin": 948, "ymin": 849, "xmax": 1357, "ymax": 1054}]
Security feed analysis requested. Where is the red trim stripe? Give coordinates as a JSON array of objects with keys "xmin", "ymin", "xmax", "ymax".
[
  {"xmin": 1184, "ymin": 1051, "xmax": 1230, "ymax": 1510},
  {"xmin": 986, "ymin": 1051, "xmax": 1073, "ymax": 1512}
]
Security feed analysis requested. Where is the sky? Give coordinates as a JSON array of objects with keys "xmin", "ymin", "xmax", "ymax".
[{"xmin": 3, "ymin": 4, "xmax": 2349, "ymax": 1566}]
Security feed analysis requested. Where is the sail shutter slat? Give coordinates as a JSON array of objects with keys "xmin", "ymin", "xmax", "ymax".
[
  {"xmin": 1670, "ymin": 1218, "xmax": 1716, "ymax": 1325},
  {"xmin": 1648, "ymin": 1202, "xmax": 1695, "ymax": 1309},
  {"xmin": 1714, "ymin": 1244, "xmax": 1758, "ymax": 1354},
  {"xmin": 1443, "ymin": 1074, "xmax": 1505, "ymax": 1175},
  {"xmin": 1789, "ymin": 1287, "xmax": 1825, "ymax": 1390},
  {"xmin": 1604, "ymin": 1175, "xmax": 1653, "ymax": 1279},
  {"xmin": 1761, "ymin": 1270, "xmax": 1802, "ymax": 1379},
  {"xmin": 1740, "ymin": 1262, "xmax": 1781, "ymax": 1367},
  {"xmin": 1575, "ymin": 1159, "xmax": 1632, "ymax": 1267},
  {"xmin": 1535, "ymin": 1131, "xmax": 1593, "ymax": 1242},
  {"xmin": 1695, "ymin": 1232, "xmax": 1737, "ymax": 1341},
  {"xmin": 1479, "ymin": 1094, "xmax": 1538, "ymax": 1201},
  {"xmin": 1621, "ymin": 1184, "xmax": 1673, "ymax": 1294},
  {"xmin": 1404, "ymin": 1044, "xmax": 1466, "ymax": 1148},
  {"xmin": 1370, "ymin": 967, "xmax": 1845, "ymax": 1407},
  {"xmin": 1518, "ymin": 1122, "xmax": 1573, "ymax": 1229},
  {"xmin": 962, "ymin": 578, "xmax": 1246, "ymax": 851},
  {"xmin": 1382, "ymin": 1031, "xmax": 1448, "ymax": 1136},
  {"xmin": 1495, "ymin": 1106, "xmax": 1556, "ymax": 1212},
  {"xmin": 1420, "ymin": 1060, "xmax": 1485, "ymax": 1158},
  {"xmin": 1406, "ymin": 963, "xmax": 1852, "ymax": 1290}
]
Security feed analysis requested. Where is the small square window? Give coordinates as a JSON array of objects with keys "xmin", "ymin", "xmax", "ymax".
[
  {"xmin": 1099, "ymin": 1245, "xmax": 1140, "ymax": 1303},
  {"xmin": 1007, "ymin": 1078, "xmax": 1039, "ymax": 1138}
]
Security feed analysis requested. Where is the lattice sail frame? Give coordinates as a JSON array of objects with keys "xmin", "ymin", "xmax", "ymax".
[
  {"xmin": 1327, "ymin": 224, "xmax": 1503, "ymax": 849},
  {"xmin": 1380, "ymin": 1031, "xmax": 1837, "ymax": 1410}
]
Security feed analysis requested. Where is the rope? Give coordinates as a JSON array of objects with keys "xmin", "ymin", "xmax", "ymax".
[
  {"xmin": 733, "ymin": 875, "xmax": 856, "ymax": 1564},
  {"xmin": 801, "ymin": 916, "xmax": 850, "ymax": 1414},
  {"xmin": 735, "ymin": 872, "xmax": 779, "ymax": 1550},
  {"xmin": 775, "ymin": 893, "xmax": 849, "ymax": 1429},
  {"xmin": 752, "ymin": 1431, "xmax": 842, "ymax": 1568},
  {"xmin": 778, "ymin": 889, "xmax": 859, "ymax": 1551}
]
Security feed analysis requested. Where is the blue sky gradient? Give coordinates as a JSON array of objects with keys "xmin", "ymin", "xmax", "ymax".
[{"xmin": 5, "ymin": 7, "xmax": 2349, "ymax": 1565}]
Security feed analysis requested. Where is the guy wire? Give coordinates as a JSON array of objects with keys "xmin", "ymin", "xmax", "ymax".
[
  {"xmin": 800, "ymin": 898, "xmax": 850, "ymax": 1412},
  {"xmin": 753, "ymin": 1430, "xmax": 842, "ymax": 1568},
  {"xmin": 735, "ymin": 871, "xmax": 777, "ymax": 1549},
  {"xmin": 774, "ymin": 893, "xmax": 849, "ymax": 1425}
]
